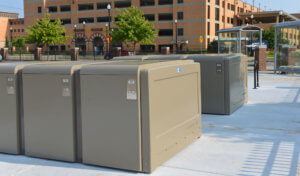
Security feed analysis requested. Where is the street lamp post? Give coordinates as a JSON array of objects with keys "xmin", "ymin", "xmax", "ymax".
[
  {"xmin": 10, "ymin": 27, "xmax": 13, "ymax": 54},
  {"xmin": 105, "ymin": 23, "xmax": 108, "ymax": 56},
  {"xmin": 83, "ymin": 21, "xmax": 86, "ymax": 55},
  {"xmin": 174, "ymin": 19, "xmax": 178, "ymax": 54},
  {"xmin": 279, "ymin": 11, "xmax": 283, "ymax": 23},
  {"xmin": 107, "ymin": 4, "xmax": 111, "ymax": 59},
  {"xmin": 74, "ymin": 24, "xmax": 77, "ymax": 47}
]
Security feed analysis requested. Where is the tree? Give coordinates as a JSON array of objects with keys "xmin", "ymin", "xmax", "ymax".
[
  {"xmin": 111, "ymin": 6, "xmax": 157, "ymax": 53},
  {"xmin": 26, "ymin": 13, "xmax": 71, "ymax": 49},
  {"xmin": 207, "ymin": 40, "xmax": 218, "ymax": 53},
  {"xmin": 13, "ymin": 37, "xmax": 26, "ymax": 60},
  {"xmin": 5, "ymin": 36, "xmax": 9, "ymax": 48}
]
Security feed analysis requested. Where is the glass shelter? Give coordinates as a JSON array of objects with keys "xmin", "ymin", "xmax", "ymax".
[
  {"xmin": 274, "ymin": 20, "xmax": 300, "ymax": 73},
  {"xmin": 217, "ymin": 25, "xmax": 263, "ymax": 56}
]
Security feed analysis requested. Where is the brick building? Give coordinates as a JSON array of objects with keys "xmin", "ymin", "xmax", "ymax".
[
  {"xmin": 20, "ymin": 0, "xmax": 262, "ymax": 53},
  {"xmin": 5, "ymin": 0, "xmax": 299, "ymax": 53},
  {"xmin": 0, "ymin": 11, "xmax": 19, "ymax": 48}
]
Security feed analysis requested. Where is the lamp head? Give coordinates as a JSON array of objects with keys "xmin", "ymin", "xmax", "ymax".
[
  {"xmin": 83, "ymin": 21, "xmax": 86, "ymax": 25},
  {"xmin": 251, "ymin": 14, "xmax": 254, "ymax": 19},
  {"xmin": 107, "ymin": 4, "xmax": 111, "ymax": 10},
  {"xmin": 279, "ymin": 11, "xmax": 283, "ymax": 15},
  {"xmin": 174, "ymin": 19, "xmax": 178, "ymax": 23}
]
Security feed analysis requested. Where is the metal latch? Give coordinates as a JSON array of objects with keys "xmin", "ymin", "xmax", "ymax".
[
  {"xmin": 127, "ymin": 79, "xmax": 137, "ymax": 100},
  {"xmin": 216, "ymin": 63, "xmax": 222, "ymax": 73},
  {"xmin": 7, "ymin": 77, "xmax": 15, "ymax": 94},
  {"xmin": 62, "ymin": 78, "xmax": 71, "ymax": 97}
]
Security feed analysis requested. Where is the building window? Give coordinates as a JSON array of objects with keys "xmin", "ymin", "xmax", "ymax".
[
  {"xmin": 97, "ymin": 16, "xmax": 110, "ymax": 23},
  {"xmin": 14, "ymin": 29, "xmax": 16, "ymax": 32},
  {"xmin": 207, "ymin": 5, "xmax": 210, "ymax": 19},
  {"xmin": 178, "ymin": 28, "xmax": 183, "ymax": 36},
  {"xmin": 222, "ymin": 16, "xmax": 225, "ymax": 22},
  {"xmin": 61, "ymin": 18, "xmax": 71, "ymax": 25},
  {"xmin": 215, "ymin": 0, "xmax": 220, "ymax": 5},
  {"xmin": 22, "ymin": 29, "xmax": 24, "ymax": 32},
  {"xmin": 158, "ymin": 13, "xmax": 173, "ymax": 21},
  {"xmin": 222, "ymin": 1, "xmax": 225, "ymax": 8},
  {"xmin": 78, "ymin": 4, "xmax": 94, "ymax": 11},
  {"xmin": 115, "ymin": 1, "xmax": 131, "ymax": 8},
  {"xmin": 47, "ymin": 6, "xmax": 57, "ymax": 13},
  {"xmin": 18, "ymin": 29, "xmax": 20, "ymax": 32},
  {"xmin": 215, "ymin": 8, "xmax": 219, "ymax": 21},
  {"xmin": 207, "ymin": 22, "xmax": 210, "ymax": 35},
  {"xmin": 97, "ymin": 2, "xmax": 109, "ymax": 9},
  {"xmin": 38, "ymin": 6, "xmax": 42, "ymax": 13},
  {"xmin": 159, "ymin": 0, "xmax": 173, "ymax": 5},
  {"xmin": 215, "ymin": 23, "xmax": 219, "ymax": 36},
  {"xmin": 177, "ymin": 12, "xmax": 183, "ymax": 20},
  {"xmin": 140, "ymin": 0, "xmax": 155, "ymax": 6},
  {"xmin": 231, "ymin": 18, "xmax": 234, "ymax": 24},
  {"xmin": 144, "ymin": 14, "xmax": 155, "ymax": 21},
  {"xmin": 178, "ymin": 0, "xmax": 183, "ymax": 3},
  {"xmin": 79, "ymin": 17, "xmax": 94, "ymax": 23},
  {"xmin": 60, "ymin": 5, "xmax": 71, "ymax": 12},
  {"xmin": 227, "ymin": 17, "xmax": 230, "ymax": 23},
  {"xmin": 231, "ymin": 4, "xmax": 235, "ymax": 11},
  {"xmin": 227, "ymin": 3, "xmax": 230, "ymax": 9},
  {"xmin": 159, "ymin": 29, "xmax": 173, "ymax": 36}
]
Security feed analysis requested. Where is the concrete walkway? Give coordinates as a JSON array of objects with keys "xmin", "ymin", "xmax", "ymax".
[{"xmin": 0, "ymin": 73, "xmax": 299, "ymax": 176}]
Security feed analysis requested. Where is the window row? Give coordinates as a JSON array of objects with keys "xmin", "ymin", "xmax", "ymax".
[
  {"xmin": 10, "ymin": 21, "xmax": 24, "ymax": 25},
  {"xmin": 207, "ymin": 5, "xmax": 235, "ymax": 24},
  {"xmin": 207, "ymin": 22, "xmax": 219, "ymax": 36},
  {"xmin": 11, "ymin": 29, "xmax": 25, "ymax": 33},
  {"xmin": 39, "ymin": 0, "xmax": 185, "ymax": 13},
  {"xmin": 47, "ymin": 12, "xmax": 184, "ymax": 25},
  {"xmin": 158, "ymin": 28, "xmax": 183, "ymax": 36}
]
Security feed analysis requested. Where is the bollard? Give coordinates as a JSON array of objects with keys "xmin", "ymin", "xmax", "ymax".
[
  {"xmin": 34, "ymin": 48, "xmax": 42, "ymax": 61},
  {"xmin": 0, "ymin": 48, "xmax": 8, "ymax": 60},
  {"xmin": 71, "ymin": 48, "xmax": 79, "ymax": 61}
]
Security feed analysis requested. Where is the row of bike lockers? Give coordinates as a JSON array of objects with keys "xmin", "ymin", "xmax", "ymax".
[{"xmin": 0, "ymin": 60, "xmax": 202, "ymax": 173}]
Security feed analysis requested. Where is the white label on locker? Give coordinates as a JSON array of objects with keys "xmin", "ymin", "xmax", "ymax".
[{"xmin": 127, "ymin": 79, "xmax": 137, "ymax": 100}]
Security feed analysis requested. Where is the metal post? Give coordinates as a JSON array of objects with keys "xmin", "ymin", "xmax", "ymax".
[
  {"xmin": 107, "ymin": 4, "xmax": 111, "ymax": 59},
  {"xmin": 274, "ymin": 27, "xmax": 277, "ymax": 74},
  {"xmin": 83, "ymin": 21, "xmax": 86, "ymax": 56},
  {"xmin": 175, "ymin": 19, "xmax": 178, "ymax": 53},
  {"xmin": 218, "ymin": 32, "xmax": 220, "ymax": 54},
  {"xmin": 239, "ymin": 30, "xmax": 242, "ymax": 53},
  {"xmin": 254, "ymin": 59, "xmax": 257, "ymax": 89},
  {"xmin": 105, "ymin": 23, "xmax": 108, "ymax": 57},
  {"xmin": 10, "ymin": 27, "xmax": 13, "ymax": 54},
  {"xmin": 259, "ymin": 29, "xmax": 262, "ymax": 45},
  {"xmin": 74, "ymin": 24, "xmax": 77, "ymax": 47}
]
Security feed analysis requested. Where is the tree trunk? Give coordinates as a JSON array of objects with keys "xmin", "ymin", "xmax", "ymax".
[{"xmin": 133, "ymin": 41, "xmax": 136, "ymax": 55}]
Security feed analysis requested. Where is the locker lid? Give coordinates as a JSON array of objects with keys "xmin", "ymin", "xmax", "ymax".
[
  {"xmin": 22, "ymin": 61, "xmax": 110, "ymax": 75},
  {"xmin": 80, "ymin": 60, "xmax": 194, "ymax": 75},
  {"xmin": 185, "ymin": 54, "xmax": 240, "ymax": 62},
  {"xmin": 113, "ymin": 55, "xmax": 188, "ymax": 61},
  {"xmin": 0, "ymin": 62, "xmax": 39, "ymax": 74}
]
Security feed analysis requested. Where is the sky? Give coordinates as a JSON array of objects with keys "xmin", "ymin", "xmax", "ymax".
[{"xmin": 0, "ymin": 0, "xmax": 299, "ymax": 18}]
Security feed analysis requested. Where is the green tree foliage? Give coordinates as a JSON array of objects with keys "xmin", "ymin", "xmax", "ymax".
[
  {"xmin": 254, "ymin": 27, "xmax": 290, "ymax": 50},
  {"xmin": 111, "ymin": 6, "xmax": 157, "ymax": 52},
  {"xmin": 207, "ymin": 40, "xmax": 218, "ymax": 53},
  {"xmin": 5, "ymin": 36, "xmax": 9, "ymax": 48},
  {"xmin": 26, "ymin": 13, "xmax": 71, "ymax": 47},
  {"xmin": 12, "ymin": 37, "xmax": 26, "ymax": 59},
  {"xmin": 13, "ymin": 37, "xmax": 26, "ymax": 49}
]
